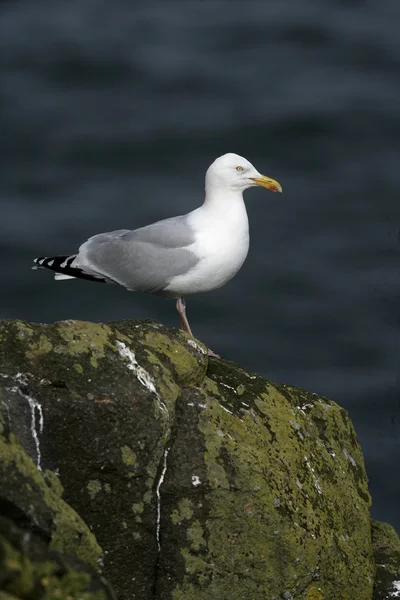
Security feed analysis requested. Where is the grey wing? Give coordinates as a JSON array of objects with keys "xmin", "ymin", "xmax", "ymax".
[
  {"xmin": 75, "ymin": 216, "xmax": 198, "ymax": 293},
  {"xmin": 131, "ymin": 215, "xmax": 196, "ymax": 248}
]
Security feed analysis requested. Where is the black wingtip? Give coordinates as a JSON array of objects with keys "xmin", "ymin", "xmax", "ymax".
[{"xmin": 32, "ymin": 254, "xmax": 107, "ymax": 284}]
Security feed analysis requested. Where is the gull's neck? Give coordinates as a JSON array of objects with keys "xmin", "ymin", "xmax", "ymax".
[
  {"xmin": 188, "ymin": 180, "xmax": 249, "ymax": 243},
  {"xmin": 202, "ymin": 183, "xmax": 245, "ymax": 215}
]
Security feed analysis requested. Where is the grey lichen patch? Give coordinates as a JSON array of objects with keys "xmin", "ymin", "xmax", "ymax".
[
  {"xmin": 87, "ymin": 480, "xmax": 102, "ymax": 500},
  {"xmin": 132, "ymin": 502, "xmax": 144, "ymax": 515},
  {"xmin": 171, "ymin": 498, "xmax": 194, "ymax": 525},
  {"xmin": 132, "ymin": 501, "xmax": 144, "ymax": 523},
  {"xmin": 121, "ymin": 445, "xmax": 137, "ymax": 467},
  {"xmin": 143, "ymin": 490, "xmax": 153, "ymax": 504}
]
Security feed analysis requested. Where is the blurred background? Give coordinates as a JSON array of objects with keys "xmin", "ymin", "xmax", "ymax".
[{"xmin": 1, "ymin": 0, "xmax": 399, "ymax": 530}]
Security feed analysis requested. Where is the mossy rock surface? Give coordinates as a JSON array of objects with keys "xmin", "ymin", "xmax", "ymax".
[
  {"xmin": 372, "ymin": 520, "xmax": 400, "ymax": 599},
  {"xmin": 0, "ymin": 516, "xmax": 113, "ymax": 600},
  {"xmin": 0, "ymin": 424, "xmax": 102, "ymax": 569},
  {"xmin": 0, "ymin": 318, "xmax": 391, "ymax": 599},
  {"xmin": 0, "ymin": 319, "xmax": 206, "ymax": 600},
  {"xmin": 0, "ymin": 334, "xmax": 113, "ymax": 600}
]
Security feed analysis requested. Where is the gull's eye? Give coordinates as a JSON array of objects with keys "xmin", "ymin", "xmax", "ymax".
[{"xmin": 236, "ymin": 166, "xmax": 244, "ymax": 172}]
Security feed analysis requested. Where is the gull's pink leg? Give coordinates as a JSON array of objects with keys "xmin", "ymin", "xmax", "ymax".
[
  {"xmin": 175, "ymin": 297, "xmax": 221, "ymax": 359},
  {"xmin": 176, "ymin": 297, "xmax": 193, "ymax": 336}
]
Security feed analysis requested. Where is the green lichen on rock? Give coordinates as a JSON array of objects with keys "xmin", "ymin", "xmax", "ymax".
[
  {"xmin": 45, "ymin": 468, "xmax": 64, "ymax": 498},
  {"xmin": 187, "ymin": 521, "xmax": 206, "ymax": 551},
  {"xmin": 143, "ymin": 330, "xmax": 207, "ymax": 386},
  {"xmin": 26, "ymin": 334, "xmax": 53, "ymax": 360},
  {"xmin": 171, "ymin": 498, "xmax": 194, "ymax": 525},
  {"xmin": 0, "ymin": 317, "xmax": 392, "ymax": 600},
  {"xmin": 306, "ymin": 587, "xmax": 324, "ymax": 600},
  {"xmin": 0, "ymin": 518, "xmax": 109, "ymax": 600},
  {"xmin": 121, "ymin": 445, "xmax": 137, "ymax": 467},
  {"xmin": 0, "ymin": 319, "xmax": 202, "ymax": 599},
  {"xmin": 0, "ymin": 433, "xmax": 101, "ymax": 570},
  {"xmin": 14, "ymin": 320, "xmax": 34, "ymax": 340},
  {"xmin": 55, "ymin": 320, "xmax": 115, "ymax": 368},
  {"xmin": 372, "ymin": 519, "xmax": 400, "ymax": 600},
  {"xmin": 87, "ymin": 480, "xmax": 102, "ymax": 500},
  {"xmin": 161, "ymin": 359, "xmax": 375, "ymax": 600}
]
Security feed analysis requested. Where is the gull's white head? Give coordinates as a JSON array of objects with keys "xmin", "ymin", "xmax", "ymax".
[{"xmin": 205, "ymin": 153, "xmax": 282, "ymax": 194}]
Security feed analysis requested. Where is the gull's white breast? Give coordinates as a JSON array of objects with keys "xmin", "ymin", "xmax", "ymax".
[{"xmin": 165, "ymin": 197, "xmax": 250, "ymax": 296}]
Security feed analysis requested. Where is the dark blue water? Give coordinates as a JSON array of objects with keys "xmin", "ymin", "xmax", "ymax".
[{"xmin": 1, "ymin": 0, "xmax": 399, "ymax": 531}]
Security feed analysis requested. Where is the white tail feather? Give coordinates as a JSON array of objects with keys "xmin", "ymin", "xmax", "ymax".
[{"xmin": 54, "ymin": 273, "xmax": 76, "ymax": 281}]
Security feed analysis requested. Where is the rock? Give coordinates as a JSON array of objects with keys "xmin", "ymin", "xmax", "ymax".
[
  {"xmin": 0, "ymin": 413, "xmax": 102, "ymax": 570},
  {"xmin": 0, "ymin": 516, "xmax": 114, "ymax": 600},
  {"xmin": 372, "ymin": 520, "xmax": 400, "ymax": 599},
  {"xmin": 0, "ymin": 318, "xmax": 397, "ymax": 599},
  {"xmin": 0, "ymin": 394, "xmax": 114, "ymax": 599}
]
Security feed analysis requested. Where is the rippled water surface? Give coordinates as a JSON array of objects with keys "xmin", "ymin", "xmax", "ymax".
[{"xmin": 1, "ymin": 0, "xmax": 399, "ymax": 530}]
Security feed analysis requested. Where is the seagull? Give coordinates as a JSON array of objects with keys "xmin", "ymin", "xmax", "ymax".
[{"xmin": 33, "ymin": 153, "xmax": 282, "ymax": 357}]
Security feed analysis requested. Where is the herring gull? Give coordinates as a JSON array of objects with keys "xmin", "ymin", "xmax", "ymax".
[{"xmin": 33, "ymin": 153, "xmax": 282, "ymax": 357}]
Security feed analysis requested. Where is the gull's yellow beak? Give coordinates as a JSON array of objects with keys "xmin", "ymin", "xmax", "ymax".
[{"xmin": 251, "ymin": 175, "xmax": 282, "ymax": 193}]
